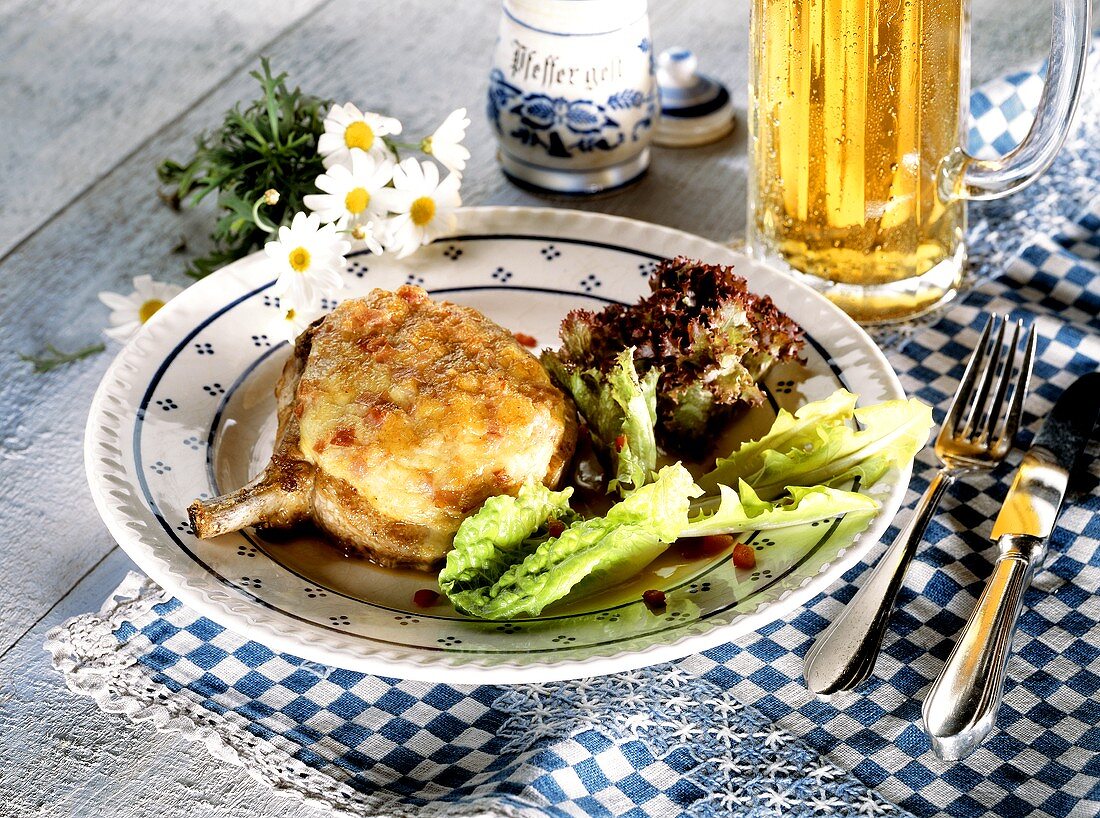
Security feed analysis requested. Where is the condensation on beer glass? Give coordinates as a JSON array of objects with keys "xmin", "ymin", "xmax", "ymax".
[{"xmin": 747, "ymin": 0, "xmax": 1091, "ymax": 324}]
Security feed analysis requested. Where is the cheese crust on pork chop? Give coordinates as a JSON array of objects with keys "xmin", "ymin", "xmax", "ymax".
[
  {"xmin": 189, "ymin": 285, "xmax": 577, "ymax": 569},
  {"xmin": 301, "ymin": 288, "xmax": 576, "ymax": 527},
  {"xmin": 296, "ymin": 286, "xmax": 575, "ymax": 553}
]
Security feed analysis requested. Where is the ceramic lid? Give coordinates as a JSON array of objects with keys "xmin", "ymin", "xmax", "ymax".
[{"xmin": 654, "ymin": 47, "xmax": 735, "ymax": 147}]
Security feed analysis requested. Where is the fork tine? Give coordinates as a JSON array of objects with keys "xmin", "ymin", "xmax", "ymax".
[
  {"xmin": 992, "ymin": 323, "xmax": 1036, "ymax": 449},
  {"xmin": 944, "ymin": 315, "xmax": 996, "ymax": 436},
  {"xmin": 961, "ymin": 316, "xmax": 1006, "ymax": 440},
  {"xmin": 980, "ymin": 319, "xmax": 1022, "ymax": 442}
]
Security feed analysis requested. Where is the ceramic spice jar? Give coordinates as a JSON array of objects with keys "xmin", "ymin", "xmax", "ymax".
[{"xmin": 487, "ymin": 0, "xmax": 657, "ymax": 196}]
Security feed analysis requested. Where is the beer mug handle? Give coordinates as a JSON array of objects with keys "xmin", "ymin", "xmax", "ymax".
[{"xmin": 955, "ymin": 0, "xmax": 1092, "ymax": 201}]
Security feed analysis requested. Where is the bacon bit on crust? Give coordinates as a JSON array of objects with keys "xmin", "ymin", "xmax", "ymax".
[
  {"xmin": 330, "ymin": 428, "xmax": 356, "ymax": 447},
  {"xmin": 513, "ymin": 332, "xmax": 538, "ymax": 348},
  {"xmin": 642, "ymin": 589, "xmax": 667, "ymax": 614},
  {"xmin": 397, "ymin": 285, "xmax": 428, "ymax": 304},
  {"xmin": 732, "ymin": 543, "xmax": 756, "ymax": 570},
  {"xmin": 413, "ymin": 589, "xmax": 440, "ymax": 608},
  {"xmin": 364, "ymin": 404, "xmax": 393, "ymax": 426}
]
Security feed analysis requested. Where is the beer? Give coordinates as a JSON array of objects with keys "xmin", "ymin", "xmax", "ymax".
[{"xmin": 749, "ymin": 0, "xmax": 967, "ymax": 322}]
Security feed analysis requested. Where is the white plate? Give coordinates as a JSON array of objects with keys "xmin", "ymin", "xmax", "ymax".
[{"xmin": 85, "ymin": 206, "xmax": 908, "ymax": 684}]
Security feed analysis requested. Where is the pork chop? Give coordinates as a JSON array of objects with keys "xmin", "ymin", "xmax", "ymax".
[{"xmin": 189, "ymin": 285, "xmax": 577, "ymax": 569}]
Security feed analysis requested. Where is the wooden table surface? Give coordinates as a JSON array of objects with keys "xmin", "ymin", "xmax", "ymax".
[{"xmin": 0, "ymin": 1, "xmax": 1072, "ymax": 814}]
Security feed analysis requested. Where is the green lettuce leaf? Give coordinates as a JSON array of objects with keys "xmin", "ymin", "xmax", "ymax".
[
  {"xmin": 440, "ymin": 389, "xmax": 932, "ymax": 622},
  {"xmin": 699, "ymin": 393, "xmax": 932, "ymax": 499},
  {"xmin": 665, "ymin": 382, "xmax": 715, "ymax": 444},
  {"xmin": 745, "ymin": 398, "xmax": 932, "ymax": 499},
  {"xmin": 444, "ymin": 464, "xmax": 699, "ymax": 619},
  {"xmin": 682, "ymin": 480, "xmax": 879, "ymax": 538},
  {"xmin": 542, "ymin": 347, "xmax": 659, "ymax": 493},
  {"xmin": 697, "ymin": 389, "xmax": 858, "ymax": 492},
  {"xmin": 438, "ymin": 481, "xmax": 574, "ymax": 599}
]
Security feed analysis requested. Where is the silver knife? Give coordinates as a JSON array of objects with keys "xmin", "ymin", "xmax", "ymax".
[{"xmin": 923, "ymin": 371, "xmax": 1100, "ymax": 761}]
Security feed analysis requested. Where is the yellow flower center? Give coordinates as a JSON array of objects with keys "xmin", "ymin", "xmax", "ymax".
[
  {"xmin": 344, "ymin": 121, "xmax": 374, "ymax": 152},
  {"xmin": 138, "ymin": 299, "xmax": 165, "ymax": 324},
  {"xmin": 345, "ymin": 187, "xmax": 370, "ymax": 215},
  {"xmin": 288, "ymin": 246, "xmax": 311, "ymax": 272},
  {"xmin": 410, "ymin": 196, "xmax": 436, "ymax": 226}
]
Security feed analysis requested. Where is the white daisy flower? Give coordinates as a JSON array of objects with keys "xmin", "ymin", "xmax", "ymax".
[
  {"xmin": 348, "ymin": 220, "xmax": 385, "ymax": 255},
  {"xmin": 421, "ymin": 108, "xmax": 471, "ymax": 175},
  {"xmin": 375, "ymin": 158, "xmax": 461, "ymax": 259},
  {"xmin": 264, "ymin": 211, "xmax": 350, "ymax": 308},
  {"xmin": 317, "ymin": 102, "xmax": 401, "ymax": 168},
  {"xmin": 274, "ymin": 305, "xmax": 315, "ymax": 344},
  {"xmin": 98, "ymin": 275, "xmax": 183, "ymax": 342},
  {"xmin": 303, "ymin": 151, "xmax": 392, "ymax": 254}
]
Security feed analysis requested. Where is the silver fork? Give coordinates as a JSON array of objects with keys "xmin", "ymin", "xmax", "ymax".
[{"xmin": 803, "ymin": 315, "xmax": 1036, "ymax": 695}]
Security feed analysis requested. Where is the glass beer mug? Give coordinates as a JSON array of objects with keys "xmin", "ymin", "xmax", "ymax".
[{"xmin": 748, "ymin": 0, "xmax": 1091, "ymax": 323}]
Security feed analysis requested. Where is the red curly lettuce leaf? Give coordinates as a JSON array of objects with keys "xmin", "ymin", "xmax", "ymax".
[{"xmin": 549, "ymin": 257, "xmax": 804, "ymax": 450}]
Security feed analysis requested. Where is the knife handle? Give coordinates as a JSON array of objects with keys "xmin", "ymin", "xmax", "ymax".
[{"xmin": 923, "ymin": 533, "xmax": 1045, "ymax": 761}]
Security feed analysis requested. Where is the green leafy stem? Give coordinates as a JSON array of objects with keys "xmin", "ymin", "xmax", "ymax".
[
  {"xmin": 157, "ymin": 58, "xmax": 333, "ymax": 278},
  {"xmin": 20, "ymin": 342, "xmax": 105, "ymax": 373}
]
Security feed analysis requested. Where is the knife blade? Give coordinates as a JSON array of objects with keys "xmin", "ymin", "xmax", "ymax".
[
  {"xmin": 924, "ymin": 371, "xmax": 1100, "ymax": 761},
  {"xmin": 990, "ymin": 371, "xmax": 1100, "ymax": 539}
]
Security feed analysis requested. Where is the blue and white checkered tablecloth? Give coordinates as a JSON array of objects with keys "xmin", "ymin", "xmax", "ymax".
[{"xmin": 48, "ymin": 53, "xmax": 1100, "ymax": 818}]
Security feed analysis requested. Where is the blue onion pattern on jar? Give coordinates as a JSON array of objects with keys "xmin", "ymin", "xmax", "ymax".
[{"xmin": 487, "ymin": 0, "xmax": 656, "ymax": 195}]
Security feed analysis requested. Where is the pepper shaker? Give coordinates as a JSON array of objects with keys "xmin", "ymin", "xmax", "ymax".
[{"xmin": 487, "ymin": 0, "xmax": 657, "ymax": 196}]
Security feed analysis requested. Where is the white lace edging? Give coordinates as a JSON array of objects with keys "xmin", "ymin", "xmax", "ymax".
[
  {"xmin": 43, "ymin": 572, "xmax": 533, "ymax": 818},
  {"xmin": 44, "ymin": 573, "xmax": 903, "ymax": 818}
]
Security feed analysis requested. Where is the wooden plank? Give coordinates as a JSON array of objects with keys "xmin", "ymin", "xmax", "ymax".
[
  {"xmin": 971, "ymin": 0, "xmax": 1061, "ymax": 85},
  {"xmin": 0, "ymin": 548, "xmax": 329, "ymax": 818},
  {"xmin": 0, "ymin": 0, "xmax": 326, "ymax": 260},
  {"xmin": 0, "ymin": 2, "xmax": 332, "ymax": 659}
]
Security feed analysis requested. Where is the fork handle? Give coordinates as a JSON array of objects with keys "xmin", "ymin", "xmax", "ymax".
[
  {"xmin": 923, "ymin": 533, "xmax": 1044, "ymax": 760},
  {"xmin": 803, "ymin": 469, "xmax": 957, "ymax": 695}
]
